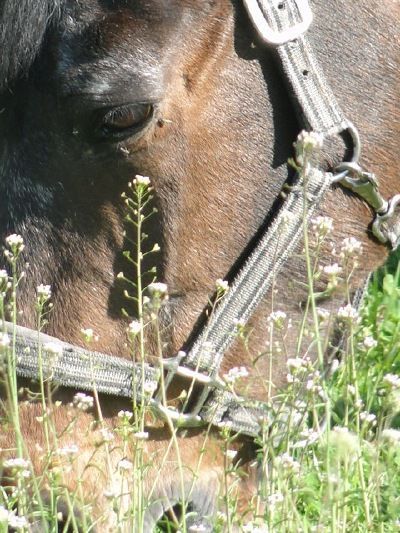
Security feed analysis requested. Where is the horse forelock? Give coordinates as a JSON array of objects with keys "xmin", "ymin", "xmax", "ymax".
[{"xmin": 0, "ymin": 0, "xmax": 63, "ymax": 89}]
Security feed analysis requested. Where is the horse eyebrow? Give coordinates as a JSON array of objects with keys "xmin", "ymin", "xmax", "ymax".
[
  {"xmin": 56, "ymin": 39, "xmax": 165, "ymax": 102},
  {"xmin": 0, "ymin": 0, "xmax": 62, "ymax": 90}
]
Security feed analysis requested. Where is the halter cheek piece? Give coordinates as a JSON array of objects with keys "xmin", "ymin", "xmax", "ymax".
[{"xmin": 6, "ymin": 0, "xmax": 400, "ymax": 438}]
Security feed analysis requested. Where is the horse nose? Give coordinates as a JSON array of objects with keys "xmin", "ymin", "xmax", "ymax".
[{"xmin": 143, "ymin": 474, "xmax": 219, "ymax": 532}]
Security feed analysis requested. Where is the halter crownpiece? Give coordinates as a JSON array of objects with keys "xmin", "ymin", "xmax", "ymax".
[{"xmin": 7, "ymin": 0, "xmax": 400, "ymax": 438}]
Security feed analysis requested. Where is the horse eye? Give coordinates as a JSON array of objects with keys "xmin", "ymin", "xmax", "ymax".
[{"xmin": 99, "ymin": 103, "xmax": 153, "ymax": 138}]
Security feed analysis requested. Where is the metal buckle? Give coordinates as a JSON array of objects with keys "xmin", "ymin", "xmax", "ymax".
[{"xmin": 243, "ymin": 0, "xmax": 313, "ymax": 46}]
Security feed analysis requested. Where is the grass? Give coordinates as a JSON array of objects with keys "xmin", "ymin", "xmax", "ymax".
[{"xmin": 0, "ymin": 140, "xmax": 400, "ymax": 531}]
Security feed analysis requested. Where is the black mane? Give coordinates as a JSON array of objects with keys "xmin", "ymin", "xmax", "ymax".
[{"xmin": 0, "ymin": 0, "xmax": 62, "ymax": 89}]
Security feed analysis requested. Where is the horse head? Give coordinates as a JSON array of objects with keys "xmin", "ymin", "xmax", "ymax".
[{"xmin": 0, "ymin": 0, "xmax": 398, "ymax": 529}]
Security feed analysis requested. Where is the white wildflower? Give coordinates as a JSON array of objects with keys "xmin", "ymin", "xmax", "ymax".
[
  {"xmin": 215, "ymin": 278, "xmax": 229, "ymax": 293},
  {"xmin": 387, "ymin": 389, "xmax": 400, "ymax": 414},
  {"xmin": 7, "ymin": 513, "xmax": 28, "ymax": 530},
  {"xmin": 43, "ymin": 342, "xmax": 63, "ymax": 356},
  {"xmin": 225, "ymin": 449, "xmax": 237, "ymax": 460},
  {"xmin": 128, "ymin": 320, "xmax": 142, "ymax": 336},
  {"xmin": 383, "ymin": 373, "xmax": 400, "ymax": 389},
  {"xmin": 330, "ymin": 426, "xmax": 359, "ymax": 458},
  {"xmin": 311, "ymin": 216, "xmax": 333, "ymax": 236},
  {"xmin": 355, "ymin": 398, "xmax": 364, "ymax": 409},
  {"xmin": 73, "ymin": 392, "xmax": 94, "ymax": 411},
  {"xmin": 317, "ymin": 308, "xmax": 330, "ymax": 322},
  {"xmin": 81, "ymin": 328, "xmax": 93, "ymax": 339},
  {"xmin": 286, "ymin": 373, "xmax": 298, "ymax": 384},
  {"xmin": 275, "ymin": 452, "xmax": 300, "ymax": 473},
  {"xmin": 296, "ymin": 130, "xmax": 324, "ymax": 151},
  {"xmin": 286, "ymin": 357, "xmax": 306, "ymax": 370},
  {"xmin": 133, "ymin": 174, "xmax": 151, "ymax": 186},
  {"xmin": 3, "ymin": 458, "xmax": 30, "ymax": 470},
  {"xmin": 243, "ymin": 523, "xmax": 269, "ymax": 533},
  {"xmin": 340, "ymin": 236, "xmax": 363, "ymax": 259},
  {"xmin": 118, "ymin": 459, "xmax": 133, "ymax": 472},
  {"xmin": 5, "ymin": 234, "xmax": 24, "ymax": 251},
  {"xmin": 328, "ymin": 474, "xmax": 339, "ymax": 485},
  {"xmin": 360, "ymin": 411, "xmax": 377, "ymax": 425},
  {"xmin": 295, "ymin": 428, "xmax": 321, "ymax": 448},
  {"xmin": 306, "ymin": 379, "xmax": 323, "ymax": 394},
  {"xmin": 363, "ymin": 336, "xmax": 378, "ymax": 349},
  {"xmin": 0, "ymin": 270, "xmax": 8, "ymax": 281},
  {"xmin": 223, "ymin": 366, "xmax": 249, "ymax": 383},
  {"xmin": 381, "ymin": 429, "xmax": 400, "ymax": 444},
  {"xmin": 330, "ymin": 358, "xmax": 340, "ymax": 374},
  {"xmin": 189, "ymin": 525, "xmax": 208, "ymax": 532},
  {"xmin": 57, "ymin": 444, "xmax": 79, "ymax": 457},
  {"xmin": 147, "ymin": 282, "xmax": 168, "ymax": 307},
  {"xmin": 143, "ymin": 381, "xmax": 158, "ymax": 395},
  {"xmin": 81, "ymin": 328, "xmax": 94, "ymax": 342},
  {"xmin": 305, "ymin": 370, "xmax": 322, "ymax": 394},
  {"xmin": 118, "ymin": 410, "xmax": 133, "ymax": 420},
  {"xmin": 322, "ymin": 263, "xmax": 342, "ymax": 276},
  {"xmin": 0, "ymin": 506, "xmax": 9, "ymax": 522},
  {"xmin": 337, "ymin": 304, "xmax": 360, "ymax": 323},
  {"xmin": 267, "ymin": 310, "xmax": 287, "ymax": 328},
  {"xmin": 147, "ymin": 282, "xmax": 168, "ymax": 295},
  {"xmin": 347, "ymin": 384, "xmax": 356, "ymax": 396},
  {"xmin": 133, "ymin": 431, "xmax": 149, "ymax": 441},
  {"xmin": 0, "ymin": 333, "xmax": 10, "ymax": 348},
  {"xmin": 99, "ymin": 428, "xmax": 114, "ymax": 443},
  {"xmin": 36, "ymin": 284, "xmax": 51, "ymax": 299},
  {"xmin": 267, "ymin": 492, "xmax": 284, "ymax": 506}
]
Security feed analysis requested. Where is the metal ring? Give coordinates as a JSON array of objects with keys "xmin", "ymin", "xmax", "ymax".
[{"xmin": 332, "ymin": 122, "xmax": 361, "ymax": 181}]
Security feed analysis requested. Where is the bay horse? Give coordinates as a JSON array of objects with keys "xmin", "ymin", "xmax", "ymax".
[{"xmin": 0, "ymin": 0, "xmax": 398, "ymax": 530}]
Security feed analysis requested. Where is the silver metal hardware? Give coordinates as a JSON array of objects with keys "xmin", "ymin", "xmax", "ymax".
[
  {"xmin": 331, "ymin": 123, "xmax": 362, "ymax": 181},
  {"xmin": 333, "ymin": 162, "xmax": 388, "ymax": 213},
  {"xmin": 372, "ymin": 194, "xmax": 400, "ymax": 248},
  {"xmin": 152, "ymin": 354, "xmax": 226, "ymax": 426},
  {"xmin": 160, "ymin": 355, "xmax": 225, "ymax": 390},
  {"xmin": 149, "ymin": 399, "xmax": 204, "ymax": 428},
  {"xmin": 333, "ymin": 162, "xmax": 400, "ymax": 249},
  {"xmin": 243, "ymin": 0, "xmax": 313, "ymax": 45}
]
